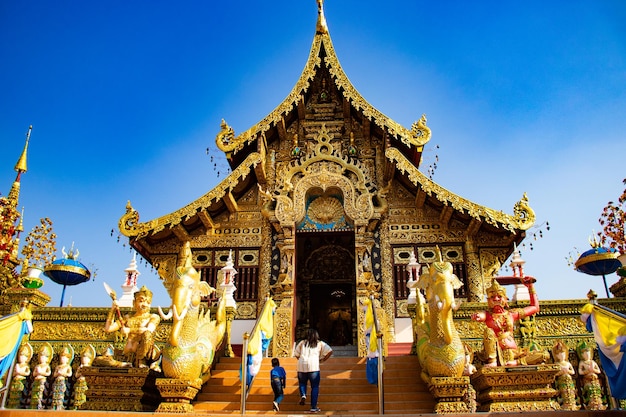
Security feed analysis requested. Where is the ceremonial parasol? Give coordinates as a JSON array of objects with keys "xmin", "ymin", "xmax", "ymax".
[
  {"xmin": 44, "ymin": 246, "xmax": 91, "ymax": 306},
  {"xmin": 574, "ymin": 246, "xmax": 621, "ymax": 298}
]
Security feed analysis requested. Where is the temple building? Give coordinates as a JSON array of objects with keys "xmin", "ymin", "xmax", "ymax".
[
  {"xmin": 3, "ymin": 2, "xmax": 626, "ymax": 414},
  {"xmin": 119, "ymin": 1, "xmax": 535, "ymax": 357}
]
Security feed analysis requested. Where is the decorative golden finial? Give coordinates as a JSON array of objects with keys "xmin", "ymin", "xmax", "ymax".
[
  {"xmin": 62, "ymin": 242, "xmax": 79, "ymax": 260},
  {"xmin": 588, "ymin": 230, "xmax": 601, "ymax": 248},
  {"xmin": 14, "ymin": 125, "xmax": 31, "ymax": 175},
  {"xmin": 316, "ymin": 0, "xmax": 328, "ymax": 34},
  {"xmin": 5, "ymin": 126, "xmax": 32, "ymax": 208}
]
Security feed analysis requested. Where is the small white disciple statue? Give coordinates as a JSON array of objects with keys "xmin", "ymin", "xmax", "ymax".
[
  {"xmin": 51, "ymin": 345, "xmax": 74, "ymax": 410},
  {"xmin": 8, "ymin": 343, "xmax": 33, "ymax": 409},
  {"xmin": 30, "ymin": 342, "xmax": 53, "ymax": 409},
  {"xmin": 577, "ymin": 342, "xmax": 606, "ymax": 410},
  {"xmin": 552, "ymin": 341, "xmax": 579, "ymax": 410}
]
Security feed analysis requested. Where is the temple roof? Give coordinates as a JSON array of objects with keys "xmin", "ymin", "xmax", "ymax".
[
  {"xmin": 119, "ymin": 1, "xmax": 534, "ymax": 253},
  {"xmin": 214, "ymin": 0, "xmax": 432, "ymax": 160}
]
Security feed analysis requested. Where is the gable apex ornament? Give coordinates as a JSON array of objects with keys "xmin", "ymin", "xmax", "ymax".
[{"xmin": 316, "ymin": 0, "xmax": 328, "ymax": 34}]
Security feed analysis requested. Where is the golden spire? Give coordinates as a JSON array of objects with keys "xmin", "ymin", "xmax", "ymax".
[
  {"xmin": 7, "ymin": 126, "xmax": 31, "ymax": 205},
  {"xmin": 0, "ymin": 127, "xmax": 32, "ymax": 269},
  {"xmin": 316, "ymin": 0, "xmax": 328, "ymax": 34},
  {"xmin": 14, "ymin": 125, "xmax": 31, "ymax": 175}
]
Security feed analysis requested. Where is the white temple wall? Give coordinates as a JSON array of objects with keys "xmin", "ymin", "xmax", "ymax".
[{"xmin": 394, "ymin": 317, "xmax": 413, "ymax": 343}]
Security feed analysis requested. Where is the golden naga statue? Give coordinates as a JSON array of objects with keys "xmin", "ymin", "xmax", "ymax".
[
  {"xmin": 415, "ymin": 248, "xmax": 465, "ymax": 383},
  {"xmin": 158, "ymin": 241, "xmax": 227, "ymax": 382}
]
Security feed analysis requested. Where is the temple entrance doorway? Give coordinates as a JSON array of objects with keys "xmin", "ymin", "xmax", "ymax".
[{"xmin": 295, "ymin": 231, "xmax": 356, "ymax": 346}]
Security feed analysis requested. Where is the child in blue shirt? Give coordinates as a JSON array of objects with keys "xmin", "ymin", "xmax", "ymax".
[{"xmin": 270, "ymin": 357, "xmax": 286, "ymax": 411}]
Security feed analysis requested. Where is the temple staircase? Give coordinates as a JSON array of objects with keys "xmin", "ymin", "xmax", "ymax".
[{"xmin": 193, "ymin": 345, "xmax": 435, "ymax": 414}]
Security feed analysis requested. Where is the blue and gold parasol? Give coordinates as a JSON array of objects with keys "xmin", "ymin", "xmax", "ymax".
[
  {"xmin": 44, "ymin": 245, "xmax": 91, "ymax": 306},
  {"xmin": 575, "ymin": 246, "xmax": 621, "ymax": 298}
]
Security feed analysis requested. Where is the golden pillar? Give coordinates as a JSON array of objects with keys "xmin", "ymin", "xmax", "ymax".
[
  {"xmin": 224, "ymin": 306, "xmax": 236, "ymax": 357},
  {"xmin": 271, "ymin": 231, "xmax": 295, "ymax": 357}
]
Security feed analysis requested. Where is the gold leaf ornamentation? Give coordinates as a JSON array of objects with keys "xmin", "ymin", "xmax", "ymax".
[{"xmin": 307, "ymin": 196, "xmax": 344, "ymax": 225}]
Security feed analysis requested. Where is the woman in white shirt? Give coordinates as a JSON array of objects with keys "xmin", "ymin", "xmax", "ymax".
[{"xmin": 294, "ymin": 328, "xmax": 333, "ymax": 413}]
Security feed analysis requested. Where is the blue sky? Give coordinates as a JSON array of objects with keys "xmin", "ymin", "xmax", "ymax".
[{"xmin": 1, "ymin": 1, "xmax": 625, "ymax": 307}]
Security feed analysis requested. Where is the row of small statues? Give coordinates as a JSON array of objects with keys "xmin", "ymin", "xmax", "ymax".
[
  {"xmin": 462, "ymin": 340, "xmax": 607, "ymax": 411},
  {"xmin": 8, "ymin": 338, "xmax": 607, "ymax": 411},
  {"xmin": 8, "ymin": 285, "xmax": 161, "ymax": 410},
  {"xmin": 8, "ymin": 342, "xmax": 94, "ymax": 410}
]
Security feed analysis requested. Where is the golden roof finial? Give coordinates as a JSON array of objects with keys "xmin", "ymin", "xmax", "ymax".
[
  {"xmin": 14, "ymin": 125, "xmax": 31, "ymax": 174},
  {"xmin": 316, "ymin": 0, "xmax": 328, "ymax": 34},
  {"xmin": 6, "ymin": 126, "xmax": 32, "ymax": 206}
]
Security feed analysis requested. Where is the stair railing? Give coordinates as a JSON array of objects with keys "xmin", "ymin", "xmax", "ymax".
[
  {"xmin": 0, "ymin": 356, "xmax": 16, "ymax": 409},
  {"xmin": 240, "ymin": 332, "xmax": 250, "ymax": 414},
  {"xmin": 240, "ymin": 296, "xmax": 273, "ymax": 414},
  {"xmin": 369, "ymin": 293, "xmax": 385, "ymax": 414}
]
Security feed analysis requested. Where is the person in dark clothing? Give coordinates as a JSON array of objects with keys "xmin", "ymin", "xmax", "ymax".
[{"xmin": 270, "ymin": 357, "xmax": 286, "ymax": 411}]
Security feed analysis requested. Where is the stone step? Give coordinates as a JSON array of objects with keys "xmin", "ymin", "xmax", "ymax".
[{"xmin": 195, "ymin": 354, "xmax": 436, "ymax": 414}]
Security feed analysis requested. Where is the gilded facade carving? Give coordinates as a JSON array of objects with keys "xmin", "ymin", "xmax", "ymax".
[
  {"xmin": 396, "ymin": 299, "xmax": 408, "ymax": 318},
  {"xmin": 32, "ymin": 322, "xmax": 109, "ymax": 341},
  {"xmin": 238, "ymin": 186, "xmax": 258, "ymax": 205},
  {"xmin": 257, "ymin": 221, "xmax": 273, "ymax": 307},
  {"xmin": 465, "ymin": 245, "xmax": 483, "ymax": 302},
  {"xmin": 236, "ymin": 302, "xmax": 257, "ymax": 320},
  {"xmin": 389, "ymin": 229, "xmax": 468, "ymax": 245},
  {"xmin": 194, "ymin": 234, "xmax": 263, "ymax": 250},
  {"xmin": 274, "ymin": 298, "xmax": 293, "ymax": 357},
  {"xmin": 237, "ymin": 249, "xmax": 260, "ymax": 266},
  {"xmin": 535, "ymin": 316, "xmax": 588, "ymax": 336},
  {"xmin": 387, "ymin": 184, "xmax": 414, "ymax": 207},
  {"xmin": 479, "ymin": 248, "xmax": 507, "ymax": 279},
  {"xmin": 379, "ymin": 217, "xmax": 395, "ymax": 337}
]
